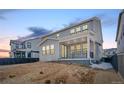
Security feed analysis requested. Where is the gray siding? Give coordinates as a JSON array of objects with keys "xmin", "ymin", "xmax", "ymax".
[
  {"xmin": 39, "ymin": 39, "xmax": 60, "ymax": 61},
  {"xmin": 117, "ymin": 13, "xmax": 124, "ymax": 53},
  {"xmin": 39, "ymin": 17, "xmax": 103, "ymax": 62},
  {"xmin": 45, "ymin": 21, "xmax": 96, "ymax": 39}
]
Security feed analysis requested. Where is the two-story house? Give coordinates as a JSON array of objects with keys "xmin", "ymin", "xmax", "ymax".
[
  {"xmin": 116, "ymin": 10, "xmax": 124, "ymax": 78},
  {"xmin": 39, "ymin": 17, "xmax": 103, "ymax": 64},
  {"xmin": 10, "ymin": 37, "xmax": 41, "ymax": 58}
]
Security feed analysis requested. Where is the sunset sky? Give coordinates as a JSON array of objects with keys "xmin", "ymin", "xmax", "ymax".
[{"xmin": 0, "ymin": 9, "xmax": 121, "ymax": 57}]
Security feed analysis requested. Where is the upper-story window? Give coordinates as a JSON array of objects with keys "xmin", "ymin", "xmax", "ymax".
[
  {"xmin": 76, "ymin": 26, "xmax": 81, "ymax": 32},
  {"xmin": 70, "ymin": 29, "xmax": 75, "ymax": 34},
  {"xmin": 27, "ymin": 42, "xmax": 31, "ymax": 48},
  {"xmin": 56, "ymin": 34, "xmax": 60, "ymax": 38},
  {"xmin": 16, "ymin": 44, "xmax": 19, "ymax": 49},
  {"xmin": 22, "ymin": 43, "xmax": 25, "ymax": 49},
  {"xmin": 82, "ymin": 25, "xmax": 88, "ymax": 30}
]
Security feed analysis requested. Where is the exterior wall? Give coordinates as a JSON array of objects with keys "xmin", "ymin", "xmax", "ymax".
[
  {"xmin": 116, "ymin": 11, "xmax": 124, "ymax": 78},
  {"xmin": 44, "ymin": 18, "xmax": 100, "ymax": 40},
  {"xmin": 10, "ymin": 38, "xmax": 41, "ymax": 58},
  {"xmin": 39, "ymin": 39, "xmax": 60, "ymax": 61},
  {"xmin": 24, "ymin": 38, "xmax": 41, "ymax": 58},
  {"xmin": 117, "ymin": 13, "xmax": 124, "ymax": 53},
  {"xmin": 39, "ymin": 17, "xmax": 103, "ymax": 62}
]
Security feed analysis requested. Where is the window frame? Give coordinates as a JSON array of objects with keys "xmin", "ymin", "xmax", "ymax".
[
  {"xmin": 42, "ymin": 46, "xmax": 46, "ymax": 55},
  {"xmin": 46, "ymin": 45, "xmax": 50, "ymax": 55},
  {"xmin": 76, "ymin": 26, "xmax": 81, "ymax": 33},
  {"xmin": 27, "ymin": 42, "xmax": 31, "ymax": 48},
  {"xmin": 76, "ymin": 44, "xmax": 81, "ymax": 52},
  {"xmin": 70, "ymin": 29, "xmax": 75, "ymax": 34},
  {"xmin": 82, "ymin": 24, "xmax": 88, "ymax": 31},
  {"xmin": 82, "ymin": 43, "xmax": 87, "ymax": 57},
  {"xmin": 50, "ymin": 44, "xmax": 55, "ymax": 55}
]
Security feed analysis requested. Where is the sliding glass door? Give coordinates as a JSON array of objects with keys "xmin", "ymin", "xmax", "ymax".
[{"xmin": 61, "ymin": 45, "xmax": 67, "ymax": 58}]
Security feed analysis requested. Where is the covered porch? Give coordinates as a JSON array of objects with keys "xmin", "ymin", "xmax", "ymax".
[{"xmin": 59, "ymin": 36, "xmax": 96, "ymax": 60}]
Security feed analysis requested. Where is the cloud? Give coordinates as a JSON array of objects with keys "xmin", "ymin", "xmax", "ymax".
[
  {"xmin": 0, "ymin": 36, "xmax": 17, "ymax": 51},
  {"xmin": 62, "ymin": 17, "xmax": 83, "ymax": 27},
  {"xmin": 18, "ymin": 27, "xmax": 51, "ymax": 40},
  {"xmin": 0, "ymin": 49, "xmax": 10, "ymax": 52},
  {"xmin": 0, "ymin": 9, "xmax": 17, "ymax": 20},
  {"xmin": 0, "ymin": 15, "xmax": 6, "ymax": 20},
  {"xmin": 96, "ymin": 13, "xmax": 116, "ymax": 27}
]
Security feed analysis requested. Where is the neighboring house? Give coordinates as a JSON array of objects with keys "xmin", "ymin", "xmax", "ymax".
[
  {"xmin": 10, "ymin": 38, "xmax": 41, "ymax": 58},
  {"xmin": 39, "ymin": 17, "xmax": 103, "ymax": 63},
  {"xmin": 116, "ymin": 10, "xmax": 124, "ymax": 78},
  {"xmin": 103, "ymin": 48, "xmax": 117, "ymax": 57}
]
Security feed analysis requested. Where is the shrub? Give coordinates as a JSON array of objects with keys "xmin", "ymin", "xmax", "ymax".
[
  {"xmin": 45, "ymin": 80, "xmax": 51, "ymax": 84},
  {"xmin": 9, "ymin": 74, "xmax": 16, "ymax": 78}
]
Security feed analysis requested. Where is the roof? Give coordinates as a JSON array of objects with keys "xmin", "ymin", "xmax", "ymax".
[
  {"xmin": 116, "ymin": 10, "xmax": 124, "ymax": 41},
  {"xmin": 10, "ymin": 36, "xmax": 41, "ymax": 45},
  {"xmin": 41, "ymin": 17, "xmax": 100, "ymax": 38},
  {"xmin": 39, "ymin": 38, "xmax": 59, "ymax": 46},
  {"xmin": 10, "ymin": 17, "xmax": 100, "ymax": 45}
]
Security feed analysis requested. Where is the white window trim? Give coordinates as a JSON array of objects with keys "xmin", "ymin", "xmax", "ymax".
[
  {"xmin": 70, "ymin": 29, "xmax": 75, "ymax": 34},
  {"xmin": 82, "ymin": 24, "xmax": 88, "ymax": 30}
]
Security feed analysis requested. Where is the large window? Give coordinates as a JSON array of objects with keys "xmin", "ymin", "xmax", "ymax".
[
  {"xmin": 42, "ymin": 46, "xmax": 46, "ymax": 55},
  {"xmin": 70, "ymin": 45, "xmax": 75, "ymax": 52},
  {"xmin": 82, "ymin": 43, "xmax": 87, "ymax": 57},
  {"xmin": 46, "ymin": 45, "xmax": 50, "ymax": 55},
  {"xmin": 27, "ymin": 42, "xmax": 31, "ymax": 48},
  {"xmin": 70, "ymin": 45, "xmax": 75, "ymax": 58},
  {"xmin": 50, "ymin": 44, "xmax": 55, "ymax": 55},
  {"xmin": 76, "ymin": 44, "xmax": 81, "ymax": 52},
  {"xmin": 61, "ymin": 45, "xmax": 67, "ymax": 58},
  {"xmin": 42, "ymin": 44, "xmax": 55, "ymax": 55},
  {"xmin": 75, "ymin": 44, "xmax": 81, "ymax": 57}
]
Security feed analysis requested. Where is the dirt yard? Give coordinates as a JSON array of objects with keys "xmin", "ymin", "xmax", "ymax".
[{"xmin": 0, "ymin": 62, "xmax": 123, "ymax": 84}]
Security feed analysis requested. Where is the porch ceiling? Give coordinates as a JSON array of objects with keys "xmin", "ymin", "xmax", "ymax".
[{"xmin": 60, "ymin": 37, "xmax": 87, "ymax": 45}]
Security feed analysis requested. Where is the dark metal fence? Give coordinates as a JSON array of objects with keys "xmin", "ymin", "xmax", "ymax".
[
  {"xmin": 117, "ymin": 54, "xmax": 124, "ymax": 78},
  {"xmin": 0, "ymin": 58, "xmax": 39, "ymax": 65},
  {"xmin": 111, "ymin": 54, "xmax": 118, "ymax": 72}
]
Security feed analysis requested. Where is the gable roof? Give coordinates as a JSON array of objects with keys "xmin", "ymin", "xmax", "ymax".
[
  {"xmin": 116, "ymin": 10, "xmax": 124, "ymax": 41},
  {"xmin": 41, "ymin": 17, "xmax": 100, "ymax": 39},
  {"xmin": 39, "ymin": 38, "xmax": 59, "ymax": 46}
]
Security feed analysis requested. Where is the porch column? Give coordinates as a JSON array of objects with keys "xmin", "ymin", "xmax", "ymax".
[{"xmin": 87, "ymin": 37, "xmax": 90, "ymax": 59}]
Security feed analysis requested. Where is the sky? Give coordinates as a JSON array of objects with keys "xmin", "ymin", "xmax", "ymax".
[{"xmin": 0, "ymin": 9, "xmax": 121, "ymax": 57}]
